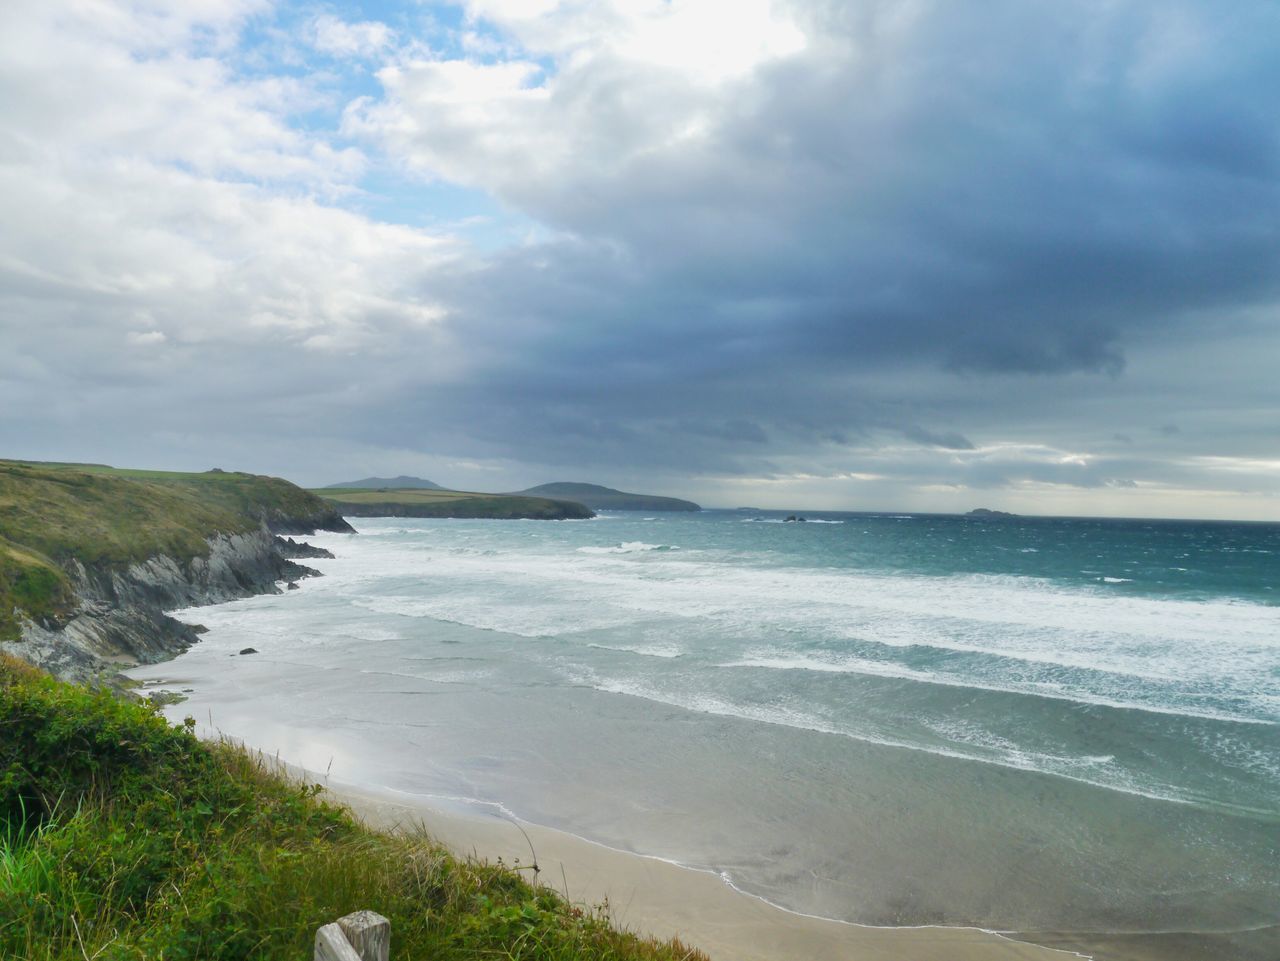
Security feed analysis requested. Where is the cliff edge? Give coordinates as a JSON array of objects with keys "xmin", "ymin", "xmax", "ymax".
[{"xmin": 0, "ymin": 460, "xmax": 352, "ymax": 684}]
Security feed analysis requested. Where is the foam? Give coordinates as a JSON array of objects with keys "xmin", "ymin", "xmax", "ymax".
[
  {"xmin": 577, "ymin": 542, "xmax": 677, "ymax": 554},
  {"xmin": 718, "ymin": 654, "xmax": 1273, "ymax": 726},
  {"xmin": 588, "ymin": 642, "xmax": 684, "ymax": 659},
  {"xmin": 577, "ymin": 670, "xmax": 1206, "ymax": 808},
  {"xmin": 305, "ymin": 521, "xmax": 1280, "ymax": 725}
]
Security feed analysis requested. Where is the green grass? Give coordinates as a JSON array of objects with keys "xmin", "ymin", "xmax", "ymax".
[
  {"xmin": 0, "ymin": 657, "xmax": 704, "ymax": 961},
  {"xmin": 313, "ymin": 488, "xmax": 594, "ymax": 520},
  {"xmin": 0, "ymin": 540, "xmax": 74, "ymax": 642},
  {"xmin": 7, "ymin": 460, "xmax": 344, "ymax": 540},
  {"xmin": 0, "ymin": 463, "xmax": 255, "ymax": 569},
  {"xmin": 0, "ymin": 460, "xmax": 347, "ymax": 640}
]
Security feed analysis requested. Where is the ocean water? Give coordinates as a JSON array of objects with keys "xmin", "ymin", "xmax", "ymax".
[{"xmin": 135, "ymin": 511, "xmax": 1279, "ymax": 950}]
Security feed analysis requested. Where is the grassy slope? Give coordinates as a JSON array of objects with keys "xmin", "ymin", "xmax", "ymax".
[
  {"xmin": 314, "ymin": 487, "xmax": 595, "ymax": 520},
  {"xmin": 0, "ymin": 656, "xmax": 704, "ymax": 961},
  {"xmin": 0, "ymin": 460, "xmax": 344, "ymax": 640}
]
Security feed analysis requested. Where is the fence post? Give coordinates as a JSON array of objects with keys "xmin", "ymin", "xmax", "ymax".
[{"xmin": 315, "ymin": 910, "xmax": 390, "ymax": 961}]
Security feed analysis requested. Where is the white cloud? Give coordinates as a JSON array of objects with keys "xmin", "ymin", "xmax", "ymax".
[
  {"xmin": 345, "ymin": 0, "xmax": 808, "ymax": 201},
  {"xmin": 0, "ymin": 1, "xmax": 459, "ymax": 422},
  {"xmin": 309, "ymin": 14, "xmax": 396, "ymax": 59},
  {"xmin": 460, "ymin": 0, "xmax": 804, "ymax": 77}
]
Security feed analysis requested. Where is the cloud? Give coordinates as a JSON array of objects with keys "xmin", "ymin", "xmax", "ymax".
[
  {"xmin": 354, "ymin": 1, "xmax": 1278, "ymax": 362},
  {"xmin": 128, "ymin": 331, "xmax": 168, "ymax": 346},
  {"xmin": 309, "ymin": 15, "xmax": 396, "ymax": 59},
  {"xmin": 2, "ymin": 0, "xmax": 1278, "ymax": 519},
  {"xmin": 0, "ymin": 2, "xmax": 460, "ymax": 443}
]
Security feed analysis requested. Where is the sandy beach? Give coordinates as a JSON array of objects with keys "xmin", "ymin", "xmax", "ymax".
[{"xmin": 305, "ymin": 769, "xmax": 1078, "ymax": 961}]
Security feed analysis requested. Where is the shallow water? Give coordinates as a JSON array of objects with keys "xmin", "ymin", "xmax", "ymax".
[{"xmin": 133, "ymin": 510, "xmax": 1280, "ymax": 946}]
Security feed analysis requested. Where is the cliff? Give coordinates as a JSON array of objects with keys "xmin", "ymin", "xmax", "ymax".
[{"xmin": 0, "ymin": 460, "xmax": 352, "ymax": 684}]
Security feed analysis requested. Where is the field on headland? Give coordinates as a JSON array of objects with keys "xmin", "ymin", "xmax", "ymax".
[{"xmin": 313, "ymin": 486, "xmax": 594, "ymax": 520}]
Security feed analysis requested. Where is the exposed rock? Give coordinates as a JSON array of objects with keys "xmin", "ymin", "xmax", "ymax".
[
  {"xmin": 275, "ymin": 536, "xmax": 336, "ymax": 560},
  {"xmin": 1, "ymin": 526, "xmax": 331, "ymax": 687},
  {"xmin": 238, "ymin": 647, "xmax": 258, "ymax": 655},
  {"xmin": 148, "ymin": 689, "xmax": 188, "ymax": 705}
]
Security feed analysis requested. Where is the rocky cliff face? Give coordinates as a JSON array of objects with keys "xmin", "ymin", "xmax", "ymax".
[{"xmin": 1, "ymin": 528, "xmax": 334, "ymax": 685}]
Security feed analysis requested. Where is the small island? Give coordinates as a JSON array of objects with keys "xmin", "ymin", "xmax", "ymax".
[{"xmin": 966, "ymin": 507, "xmax": 1019, "ymax": 519}]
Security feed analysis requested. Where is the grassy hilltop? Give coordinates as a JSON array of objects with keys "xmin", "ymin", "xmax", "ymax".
[
  {"xmin": 313, "ymin": 486, "xmax": 595, "ymax": 520},
  {"xmin": 0, "ymin": 656, "xmax": 703, "ymax": 961},
  {"xmin": 0, "ymin": 460, "xmax": 347, "ymax": 641}
]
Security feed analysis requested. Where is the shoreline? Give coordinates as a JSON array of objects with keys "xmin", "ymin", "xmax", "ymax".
[
  {"xmin": 129, "ymin": 517, "xmax": 1277, "ymax": 961},
  {"xmin": 286, "ymin": 762, "xmax": 1083, "ymax": 961}
]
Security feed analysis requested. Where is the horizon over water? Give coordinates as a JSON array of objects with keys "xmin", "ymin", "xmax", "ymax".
[{"xmin": 135, "ymin": 509, "xmax": 1279, "ymax": 960}]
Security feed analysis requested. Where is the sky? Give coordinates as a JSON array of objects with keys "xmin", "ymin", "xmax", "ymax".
[{"xmin": 1, "ymin": 1, "xmax": 1278, "ymax": 518}]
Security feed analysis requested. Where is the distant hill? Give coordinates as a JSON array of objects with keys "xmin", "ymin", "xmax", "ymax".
[
  {"xmin": 516, "ymin": 482, "xmax": 700, "ymax": 512},
  {"xmin": 326, "ymin": 475, "xmax": 443, "ymax": 490},
  {"xmin": 313, "ymin": 487, "xmax": 593, "ymax": 520}
]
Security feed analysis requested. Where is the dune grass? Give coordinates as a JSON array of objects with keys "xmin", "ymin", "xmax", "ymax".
[{"xmin": 0, "ymin": 656, "xmax": 705, "ymax": 961}]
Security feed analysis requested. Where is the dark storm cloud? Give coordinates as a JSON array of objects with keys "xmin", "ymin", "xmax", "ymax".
[{"xmin": 336, "ymin": 0, "xmax": 1279, "ymax": 481}]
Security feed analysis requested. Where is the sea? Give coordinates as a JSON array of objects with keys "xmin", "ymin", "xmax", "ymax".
[{"xmin": 133, "ymin": 510, "xmax": 1280, "ymax": 957}]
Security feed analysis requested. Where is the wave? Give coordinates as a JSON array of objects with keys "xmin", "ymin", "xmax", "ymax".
[
  {"xmin": 576, "ymin": 671, "xmax": 1216, "ymax": 809},
  {"xmin": 588, "ymin": 642, "xmax": 684, "ymax": 659},
  {"xmin": 740, "ymin": 518, "xmax": 844, "ymax": 524},
  {"xmin": 718, "ymin": 654, "xmax": 1275, "ymax": 726},
  {"xmin": 334, "ymin": 532, "xmax": 1279, "ymax": 721},
  {"xmin": 577, "ymin": 542, "xmax": 678, "ymax": 554}
]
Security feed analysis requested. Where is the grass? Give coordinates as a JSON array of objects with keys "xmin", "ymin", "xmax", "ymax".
[
  {"xmin": 0, "ymin": 656, "xmax": 705, "ymax": 961},
  {"xmin": 313, "ymin": 488, "xmax": 595, "ymax": 520},
  {"xmin": 0, "ymin": 460, "xmax": 347, "ymax": 640},
  {"xmin": 0, "ymin": 540, "xmax": 75, "ymax": 640}
]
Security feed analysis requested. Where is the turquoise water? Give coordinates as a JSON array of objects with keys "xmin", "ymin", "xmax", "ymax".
[{"xmin": 137, "ymin": 510, "xmax": 1280, "ymax": 949}]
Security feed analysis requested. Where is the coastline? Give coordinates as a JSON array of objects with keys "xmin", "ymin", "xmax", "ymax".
[
  {"xmin": 125, "ymin": 514, "xmax": 1278, "ymax": 961},
  {"xmin": 286, "ymin": 762, "xmax": 1080, "ymax": 961}
]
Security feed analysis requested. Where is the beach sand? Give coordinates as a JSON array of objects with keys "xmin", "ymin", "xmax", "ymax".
[{"xmin": 304, "ymin": 770, "xmax": 1080, "ymax": 961}]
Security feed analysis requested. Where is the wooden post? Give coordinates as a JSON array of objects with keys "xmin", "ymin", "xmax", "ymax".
[
  {"xmin": 314, "ymin": 910, "xmax": 390, "ymax": 961},
  {"xmin": 338, "ymin": 910, "xmax": 391, "ymax": 961},
  {"xmin": 314, "ymin": 923, "xmax": 361, "ymax": 961}
]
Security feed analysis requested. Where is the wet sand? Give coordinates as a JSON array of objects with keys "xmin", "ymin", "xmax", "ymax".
[{"xmin": 306, "ymin": 770, "xmax": 1082, "ymax": 961}]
